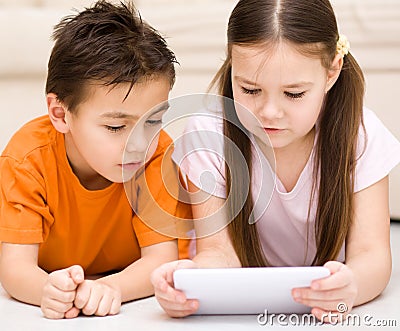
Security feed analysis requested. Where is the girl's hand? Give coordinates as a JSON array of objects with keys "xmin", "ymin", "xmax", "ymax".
[
  {"xmin": 151, "ymin": 259, "xmax": 199, "ymax": 317},
  {"xmin": 292, "ymin": 261, "xmax": 358, "ymax": 323},
  {"xmin": 41, "ymin": 265, "xmax": 84, "ymax": 319},
  {"xmin": 74, "ymin": 279, "xmax": 121, "ymax": 316}
]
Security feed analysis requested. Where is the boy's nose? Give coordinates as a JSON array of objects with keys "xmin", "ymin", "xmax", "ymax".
[{"xmin": 125, "ymin": 133, "xmax": 148, "ymax": 154}]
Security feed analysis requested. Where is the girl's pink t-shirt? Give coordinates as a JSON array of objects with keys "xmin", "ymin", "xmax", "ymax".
[{"xmin": 172, "ymin": 107, "xmax": 400, "ymax": 266}]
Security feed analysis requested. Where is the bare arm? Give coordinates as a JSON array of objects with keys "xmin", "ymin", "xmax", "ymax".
[
  {"xmin": 0, "ymin": 243, "xmax": 84, "ymax": 319},
  {"xmin": 293, "ymin": 176, "xmax": 392, "ymax": 321},
  {"xmin": 346, "ymin": 175, "xmax": 392, "ymax": 305},
  {"xmin": 151, "ymin": 179, "xmax": 240, "ymax": 317},
  {"xmin": 188, "ymin": 180, "xmax": 240, "ymax": 268},
  {"xmin": 95, "ymin": 240, "xmax": 179, "ymax": 303},
  {"xmin": 0, "ymin": 243, "xmax": 47, "ymax": 306}
]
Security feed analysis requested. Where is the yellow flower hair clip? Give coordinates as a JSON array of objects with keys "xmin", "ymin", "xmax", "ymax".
[{"xmin": 336, "ymin": 34, "xmax": 350, "ymax": 57}]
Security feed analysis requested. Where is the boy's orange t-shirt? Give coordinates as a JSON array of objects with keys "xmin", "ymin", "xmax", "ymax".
[{"xmin": 0, "ymin": 116, "xmax": 191, "ymax": 275}]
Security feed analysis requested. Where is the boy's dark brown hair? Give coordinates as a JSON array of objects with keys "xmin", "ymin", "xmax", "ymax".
[{"xmin": 46, "ymin": 0, "xmax": 177, "ymax": 113}]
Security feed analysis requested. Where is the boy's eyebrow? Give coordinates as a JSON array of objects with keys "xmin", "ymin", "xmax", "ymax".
[
  {"xmin": 234, "ymin": 76, "xmax": 312, "ymax": 88},
  {"xmin": 100, "ymin": 102, "xmax": 170, "ymax": 120}
]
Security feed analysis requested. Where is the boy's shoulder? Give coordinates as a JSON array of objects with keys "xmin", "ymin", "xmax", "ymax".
[
  {"xmin": 153, "ymin": 129, "xmax": 173, "ymax": 155},
  {"xmin": 1, "ymin": 115, "xmax": 58, "ymax": 162}
]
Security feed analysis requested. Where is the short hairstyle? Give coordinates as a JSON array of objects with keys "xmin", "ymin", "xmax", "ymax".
[{"xmin": 46, "ymin": 0, "xmax": 177, "ymax": 112}]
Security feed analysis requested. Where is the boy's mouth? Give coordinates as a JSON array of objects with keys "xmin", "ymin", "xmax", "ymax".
[{"xmin": 119, "ymin": 162, "xmax": 143, "ymax": 171}]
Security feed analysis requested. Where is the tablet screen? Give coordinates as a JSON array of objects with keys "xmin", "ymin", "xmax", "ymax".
[{"xmin": 173, "ymin": 266, "xmax": 330, "ymax": 315}]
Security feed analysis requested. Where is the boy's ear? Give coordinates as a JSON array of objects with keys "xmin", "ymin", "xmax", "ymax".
[
  {"xmin": 47, "ymin": 93, "xmax": 70, "ymax": 133},
  {"xmin": 325, "ymin": 53, "xmax": 344, "ymax": 93}
]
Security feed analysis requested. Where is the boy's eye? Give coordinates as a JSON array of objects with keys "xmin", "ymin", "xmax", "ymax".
[
  {"xmin": 284, "ymin": 91, "xmax": 305, "ymax": 99},
  {"xmin": 145, "ymin": 119, "xmax": 162, "ymax": 126},
  {"xmin": 106, "ymin": 125, "xmax": 125, "ymax": 133},
  {"xmin": 241, "ymin": 87, "xmax": 261, "ymax": 95}
]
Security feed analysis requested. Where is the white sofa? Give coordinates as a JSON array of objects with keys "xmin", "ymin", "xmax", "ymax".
[{"xmin": 0, "ymin": 0, "xmax": 399, "ymax": 217}]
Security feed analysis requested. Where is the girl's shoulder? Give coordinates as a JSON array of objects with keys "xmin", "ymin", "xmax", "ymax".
[
  {"xmin": 183, "ymin": 108, "xmax": 224, "ymax": 134},
  {"xmin": 358, "ymin": 107, "xmax": 400, "ymax": 151},
  {"xmin": 354, "ymin": 107, "xmax": 400, "ymax": 191}
]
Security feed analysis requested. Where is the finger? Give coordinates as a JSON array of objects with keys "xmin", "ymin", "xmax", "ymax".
[
  {"xmin": 156, "ymin": 296, "xmax": 198, "ymax": 313},
  {"xmin": 74, "ymin": 281, "xmax": 92, "ymax": 309},
  {"xmin": 95, "ymin": 292, "xmax": 114, "ymax": 317},
  {"xmin": 68, "ymin": 265, "xmax": 84, "ymax": 285},
  {"xmin": 171, "ymin": 260, "xmax": 197, "ymax": 283},
  {"xmin": 151, "ymin": 266, "xmax": 171, "ymax": 293},
  {"xmin": 155, "ymin": 282, "xmax": 187, "ymax": 304},
  {"xmin": 311, "ymin": 307, "xmax": 348, "ymax": 324},
  {"xmin": 151, "ymin": 261, "xmax": 178, "ymax": 289},
  {"xmin": 64, "ymin": 306, "xmax": 81, "ymax": 319},
  {"xmin": 151, "ymin": 260, "xmax": 196, "ymax": 290},
  {"xmin": 48, "ymin": 270, "xmax": 77, "ymax": 291},
  {"xmin": 311, "ymin": 267, "xmax": 352, "ymax": 291},
  {"xmin": 41, "ymin": 297, "xmax": 74, "ymax": 313},
  {"xmin": 82, "ymin": 286, "xmax": 102, "ymax": 316},
  {"xmin": 162, "ymin": 300, "xmax": 199, "ymax": 318},
  {"xmin": 41, "ymin": 307, "xmax": 66, "ymax": 320},
  {"xmin": 292, "ymin": 287, "xmax": 346, "ymax": 302},
  {"xmin": 109, "ymin": 298, "xmax": 121, "ymax": 316},
  {"xmin": 298, "ymin": 298, "xmax": 346, "ymax": 312},
  {"xmin": 46, "ymin": 286, "xmax": 76, "ymax": 303}
]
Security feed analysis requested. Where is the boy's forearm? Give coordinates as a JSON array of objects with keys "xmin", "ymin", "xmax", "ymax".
[
  {"xmin": 0, "ymin": 260, "xmax": 48, "ymax": 306},
  {"xmin": 97, "ymin": 243, "xmax": 178, "ymax": 303},
  {"xmin": 347, "ymin": 248, "xmax": 392, "ymax": 306}
]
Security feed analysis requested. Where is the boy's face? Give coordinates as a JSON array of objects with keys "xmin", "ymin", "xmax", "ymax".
[{"xmin": 64, "ymin": 77, "xmax": 171, "ymax": 187}]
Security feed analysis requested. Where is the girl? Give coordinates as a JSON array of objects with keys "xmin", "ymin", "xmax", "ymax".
[{"xmin": 151, "ymin": 0, "xmax": 400, "ymax": 321}]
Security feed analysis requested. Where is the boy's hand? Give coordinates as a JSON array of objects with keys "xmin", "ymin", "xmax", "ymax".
[
  {"xmin": 41, "ymin": 265, "xmax": 84, "ymax": 319},
  {"xmin": 74, "ymin": 279, "xmax": 121, "ymax": 316},
  {"xmin": 151, "ymin": 259, "xmax": 199, "ymax": 317},
  {"xmin": 291, "ymin": 261, "xmax": 358, "ymax": 323}
]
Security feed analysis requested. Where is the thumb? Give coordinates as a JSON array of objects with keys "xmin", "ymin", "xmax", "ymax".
[
  {"xmin": 67, "ymin": 265, "xmax": 84, "ymax": 284},
  {"xmin": 323, "ymin": 261, "xmax": 345, "ymax": 275},
  {"xmin": 175, "ymin": 259, "xmax": 197, "ymax": 271}
]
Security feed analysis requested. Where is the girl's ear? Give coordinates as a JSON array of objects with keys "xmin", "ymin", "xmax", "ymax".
[
  {"xmin": 325, "ymin": 53, "xmax": 344, "ymax": 93},
  {"xmin": 47, "ymin": 93, "xmax": 70, "ymax": 133}
]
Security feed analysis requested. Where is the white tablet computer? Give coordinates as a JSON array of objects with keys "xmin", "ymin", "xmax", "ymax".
[{"xmin": 173, "ymin": 267, "xmax": 330, "ymax": 315}]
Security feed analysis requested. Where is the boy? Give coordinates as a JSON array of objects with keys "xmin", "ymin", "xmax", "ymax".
[{"xmin": 0, "ymin": 0, "xmax": 190, "ymax": 319}]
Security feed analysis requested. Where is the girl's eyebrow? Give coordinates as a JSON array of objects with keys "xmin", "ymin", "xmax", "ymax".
[
  {"xmin": 234, "ymin": 76, "xmax": 260, "ymax": 87},
  {"xmin": 99, "ymin": 102, "xmax": 170, "ymax": 120},
  {"xmin": 235, "ymin": 76, "xmax": 313, "ymax": 89},
  {"xmin": 282, "ymin": 82, "xmax": 313, "ymax": 88}
]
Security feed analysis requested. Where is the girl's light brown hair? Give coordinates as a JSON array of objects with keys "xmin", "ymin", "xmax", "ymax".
[{"xmin": 211, "ymin": 0, "xmax": 365, "ymax": 267}]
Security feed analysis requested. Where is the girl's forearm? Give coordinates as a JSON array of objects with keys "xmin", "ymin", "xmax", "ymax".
[
  {"xmin": 193, "ymin": 247, "xmax": 241, "ymax": 268},
  {"xmin": 347, "ymin": 248, "xmax": 392, "ymax": 306}
]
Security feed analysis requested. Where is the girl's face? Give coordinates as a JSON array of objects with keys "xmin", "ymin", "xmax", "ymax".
[
  {"xmin": 231, "ymin": 42, "xmax": 336, "ymax": 151},
  {"xmin": 64, "ymin": 78, "xmax": 170, "ymax": 187}
]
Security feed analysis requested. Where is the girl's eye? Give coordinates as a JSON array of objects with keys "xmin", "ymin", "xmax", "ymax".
[
  {"xmin": 106, "ymin": 125, "xmax": 125, "ymax": 133},
  {"xmin": 241, "ymin": 87, "xmax": 261, "ymax": 95},
  {"xmin": 145, "ymin": 119, "xmax": 162, "ymax": 126},
  {"xmin": 285, "ymin": 91, "xmax": 305, "ymax": 99}
]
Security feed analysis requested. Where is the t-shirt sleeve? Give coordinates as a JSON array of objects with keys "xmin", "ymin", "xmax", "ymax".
[
  {"xmin": 354, "ymin": 108, "xmax": 400, "ymax": 192},
  {"xmin": 131, "ymin": 132, "xmax": 193, "ymax": 248},
  {"xmin": 171, "ymin": 113, "xmax": 227, "ymax": 198},
  {"xmin": 0, "ymin": 156, "xmax": 53, "ymax": 243}
]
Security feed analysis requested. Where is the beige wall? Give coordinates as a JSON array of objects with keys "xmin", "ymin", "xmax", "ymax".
[{"xmin": 0, "ymin": 0, "xmax": 399, "ymax": 216}]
